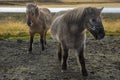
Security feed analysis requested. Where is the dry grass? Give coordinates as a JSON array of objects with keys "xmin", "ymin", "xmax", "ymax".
[
  {"xmin": 104, "ymin": 20, "xmax": 120, "ymax": 32},
  {"xmin": 0, "ymin": 13, "xmax": 120, "ymax": 40},
  {"xmin": 103, "ymin": 19, "xmax": 120, "ymax": 35},
  {"xmin": 37, "ymin": 3, "xmax": 120, "ymax": 8},
  {"xmin": 0, "ymin": 18, "xmax": 120, "ymax": 37},
  {"xmin": 0, "ymin": 1, "xmax": 120, "ymax": 7},
  {"xmin": 61, "ymin": 0, "xmax": 120, "ymax": 2},
  {"xmin": 0, "ymin": 20, "xmax": 29, "ymax": 37}
]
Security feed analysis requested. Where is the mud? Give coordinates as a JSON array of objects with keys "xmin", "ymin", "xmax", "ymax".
[{"xmin": 0, "ymin": 36, "xmax": 120, "ymax": 80}]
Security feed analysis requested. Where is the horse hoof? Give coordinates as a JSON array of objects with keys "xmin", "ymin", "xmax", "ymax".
[
  {"xmin": 82, "ymin": 72, "xmax": 88, "ymax": 76},
  {"xmin": 27, "ymin": 51, "xmax": 33, "ymax": 54},
  {"xmin": 62, "ymin": 66, "xmax": 67, "ymax": 71},
  {"xmin": 42, "ymin": 47, "xmax": 45, "ymax": 51},
  {"xmin": 61, "ymin": 69, "xmax": 67, "ymax": 72},
  {"xmin": 61, "ymin": 70, "xmax": 64, "ymax": 72},
  {"xmin": 42, "ymin": 49, "xmax": 45, "ymax": 51}
]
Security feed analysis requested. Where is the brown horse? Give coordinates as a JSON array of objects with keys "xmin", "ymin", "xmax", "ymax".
[
  {"xmin": 51, "ymin": 7, "xmax": 105, "ymax": 76},
  {"xmin": 26, "ymin": 3, "xmax": 52, "ymax": 53}
]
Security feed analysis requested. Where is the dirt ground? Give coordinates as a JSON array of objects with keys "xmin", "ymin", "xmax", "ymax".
[{"xmin": 0, "ymin": 36, "xmax": 120, "ymax": 80}]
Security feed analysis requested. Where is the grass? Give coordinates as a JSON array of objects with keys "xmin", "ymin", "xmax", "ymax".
[
  {"xmin": 0, "ymin": 20, "xmax": 28, "ymax": 38},
  {"xmin": 0, "ymin": 20, "xmax": 52, "ymax": 40},
  {"xmin": 0, "ymin": 13, "xmax": 120, "ymax": 40},
  {"xmin": 0, "ymin": 13, "xmax": 52, "ymax": 40},
  {"xmin": 103, "ymin": 19, "xmax": 120, "ymax": 36}
]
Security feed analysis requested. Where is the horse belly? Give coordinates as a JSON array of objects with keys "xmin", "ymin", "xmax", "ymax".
[
  {"xmin": 64, "ymin": 34, "xmax": 86, "ymax": 49},
  {"xmin": 65, "ymin": 39, "xmax": 76, "ymax": 49}
]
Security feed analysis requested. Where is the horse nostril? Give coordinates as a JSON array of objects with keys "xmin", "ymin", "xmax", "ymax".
[{"xmin": 27, "ymin": 21, "xmax": 31, "ymax": 27}]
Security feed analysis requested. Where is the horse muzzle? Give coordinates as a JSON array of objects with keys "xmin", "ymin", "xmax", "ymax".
[
  {"xmin": 96, "ymin": 32, "xmax": 105, "ymax": 40},
  {"xmin": 87, "ymin": 20, "xmax": 105, "ymax": 40},
  {"xmin": 27, "ymin": 20, "xmax": 33, "ymax": 27},
  {"xmin": 27, "ymin": 15, "xmax": 33, "ymax": 27},
  {"xmin": 90, "ymin": 26, "xmax": 105, "ymax": 40}
]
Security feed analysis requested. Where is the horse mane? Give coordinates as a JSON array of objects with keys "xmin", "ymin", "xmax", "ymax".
[
  {"xmin": 63, "ymin": 7, "xmax": 100, "ymax": 25},
  {"xmin": 53, "ymin": 10, "xmax": 69, "ymax": 19},
  {"xmin": 63, "ymin": 7, "xmax": 85, "ymax": 25},
  {"xmin": 40, "ymin": 8, "xmax": 51, "ymax": 14}
]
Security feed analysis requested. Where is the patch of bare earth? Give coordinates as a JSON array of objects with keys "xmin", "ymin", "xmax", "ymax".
[{"xmin": 0, "ymin": 36, "xmax": 120, "ymax": 80}]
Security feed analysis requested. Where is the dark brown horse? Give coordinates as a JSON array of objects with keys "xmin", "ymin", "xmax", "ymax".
[
  {"xmin": 26, "ymin": 3, "xmax": 52, "ymax": 53},
  {"xmin": 51, "ymin": 7, "xmax": 105, "ymax": 76}
]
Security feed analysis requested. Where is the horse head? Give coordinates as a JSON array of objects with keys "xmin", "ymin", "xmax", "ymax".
[
  {"xmin": 85, "ymin": 7, "xmax": 105, "ymax": 40},
  {"xmin": 26, "ymin": 3, "xmax": 39, "ymax": 27}
]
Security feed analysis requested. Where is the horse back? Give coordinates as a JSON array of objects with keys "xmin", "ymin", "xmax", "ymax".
[{"xmin": 39, "ymin": 8, "xmax": 52, "ymax": 28}]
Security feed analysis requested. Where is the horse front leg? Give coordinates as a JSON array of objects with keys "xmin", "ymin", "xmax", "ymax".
[
  {"xmin": 61, "ymin": 45, "xmax": 68, "ymax": 71},
  {"xmin": 44, "ymin": 31, "xmax": 47, "ymax": 45},
  {"xmin": 28, "ymin": 32, "xmax": 34, "ymax": 53},
  {"xmin": 77, "ymin": 45, "xmax": 88, "ymax": 76},
  {"xmin": 58, "ymin": 43, "xmax": 62, "ymax": 62},
  {"xmin": 40, "ymin": 34, "xmax": 45, "ymax": 51}
]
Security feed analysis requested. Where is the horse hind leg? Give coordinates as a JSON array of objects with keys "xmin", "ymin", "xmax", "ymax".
[
  {"xmin": 40, "ymin": 34, "xmax": 45, "ymax": 51},
  {"xmin": 58, "ymin": 43, "xmax": 62, "ymax": 61},
  {"xmin": 61, "ymin": 45, "xmax": 68, "ymax": 71},
  {"xmin": 77, "ymin": 45, "xmax": 88, "ymax": 76},
  {"xmin": 44, "ymin": 32, "xmax": 47, "ymax": 45}
]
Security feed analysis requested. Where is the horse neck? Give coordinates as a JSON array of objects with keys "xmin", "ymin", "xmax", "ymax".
[
  {"xmin": 31, "ymin": 16, "xmax": 39, "ymax": 24},
  {"xmin": 64, "ymin": 8, "xmax": 87, "ymax": 31},
  {"xmin": 78, "ymin": 14, "xmax": 86, "ymax": 32}
]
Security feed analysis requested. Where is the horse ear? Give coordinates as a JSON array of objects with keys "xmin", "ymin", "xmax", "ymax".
[
  {"xmin": 34, "ymin": 0, "xmax": 37, "ymax": 7},
  {"xmin": 98, "ymin": 7, "xmax": 104, "ymax": 13}
]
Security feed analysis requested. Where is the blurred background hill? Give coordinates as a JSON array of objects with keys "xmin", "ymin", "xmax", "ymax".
[
  {"xmin": 0, "ymin": 0, "xmax": 120, "ymax": 7},
  {"xmin": 0, "ymin": 0, "xmax": 120, "ymax": 3}
]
